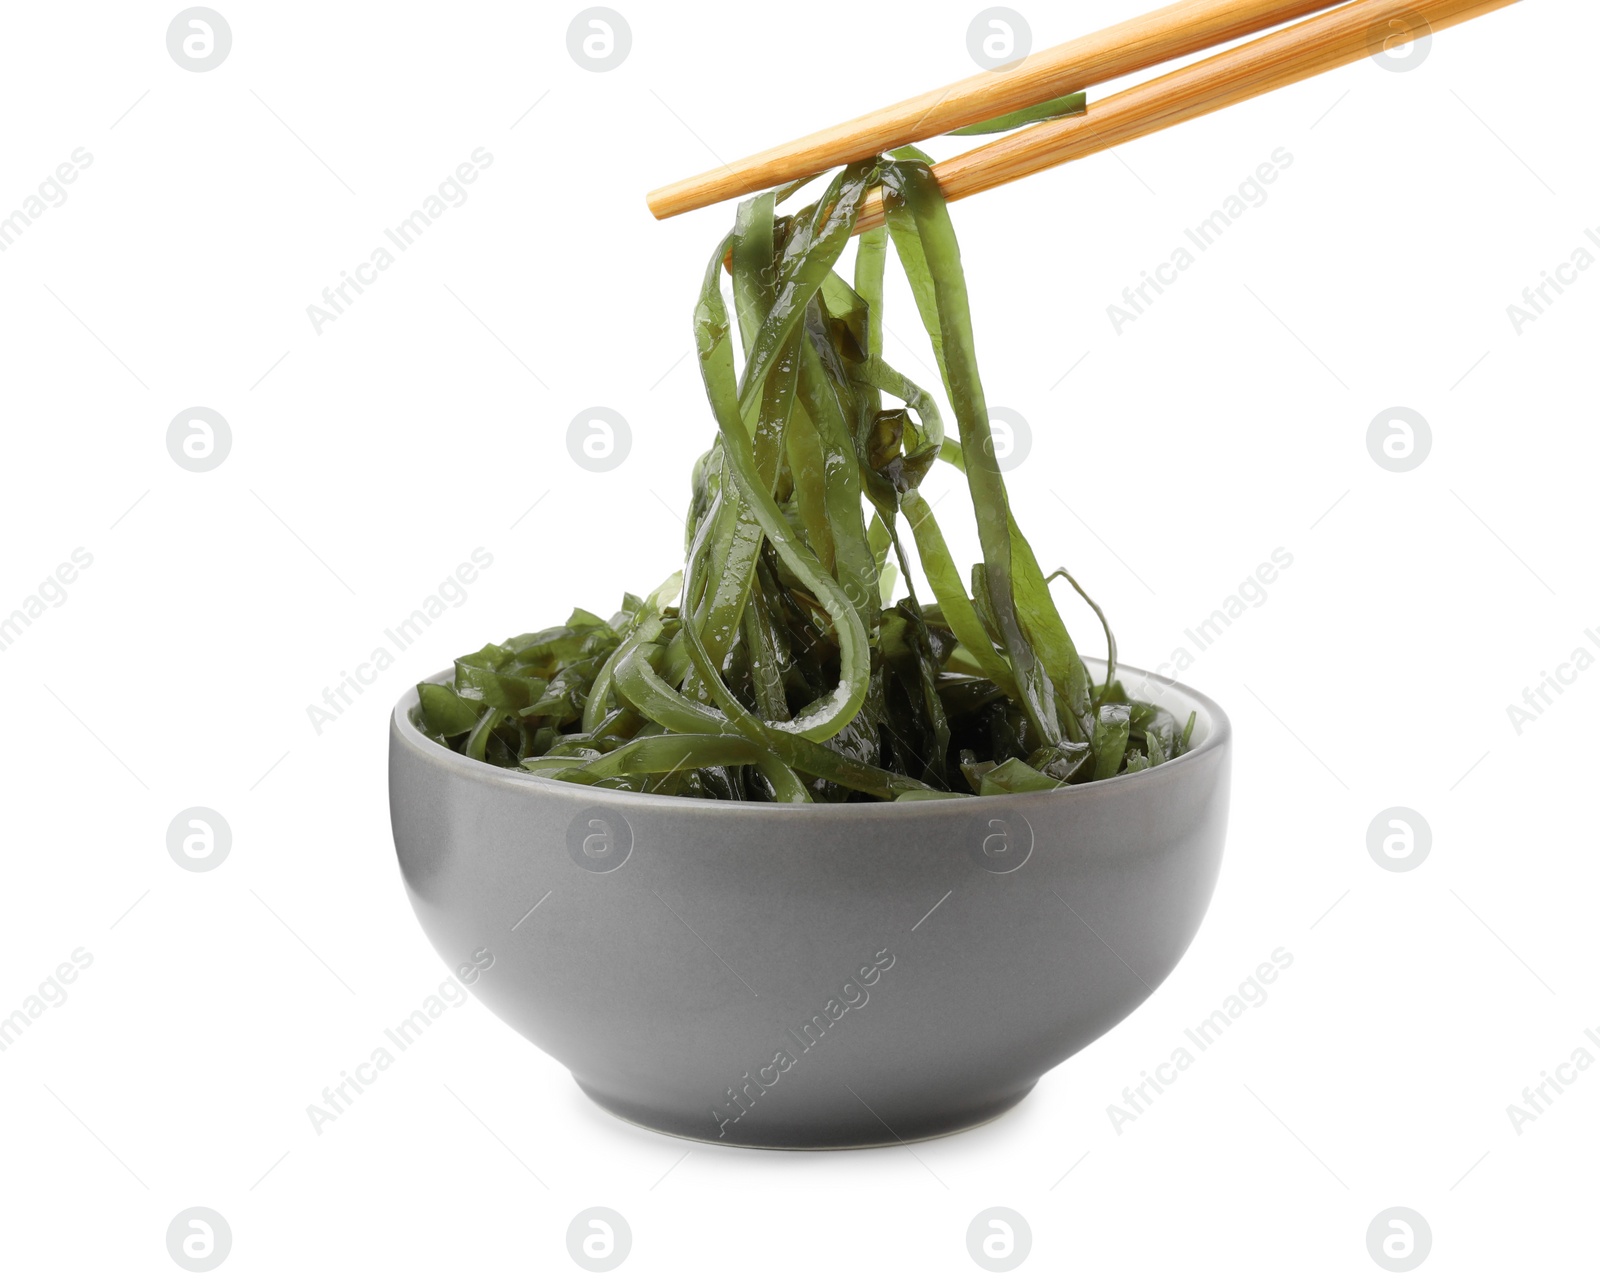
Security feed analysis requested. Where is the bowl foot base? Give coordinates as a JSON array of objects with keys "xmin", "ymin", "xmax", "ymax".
[{"xmin": 573, "ymin": 1077, "xmax": 1038, "ymax": 1150}]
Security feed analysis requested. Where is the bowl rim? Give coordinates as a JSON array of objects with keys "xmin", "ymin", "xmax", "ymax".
[{"xmin": 390, "ymin": 657, "xmax": 1231, "ymax": 818}]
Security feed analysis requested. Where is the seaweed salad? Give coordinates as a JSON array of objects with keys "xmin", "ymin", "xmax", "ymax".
[{"xmin": 413, "ymin": 151, "xmax": 1194, "ymax": 802}]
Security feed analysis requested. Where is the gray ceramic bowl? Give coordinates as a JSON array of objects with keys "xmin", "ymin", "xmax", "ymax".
[{"xmin": 389, "ymin": 660, "xmax": 1230, "ymax": 1149}]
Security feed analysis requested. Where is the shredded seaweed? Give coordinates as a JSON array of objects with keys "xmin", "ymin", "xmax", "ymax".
[{"xmin": 414, "ymin": 156, "xmax": 1193, "ymax": 801}]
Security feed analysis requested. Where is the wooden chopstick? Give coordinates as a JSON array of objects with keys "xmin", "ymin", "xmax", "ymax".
[
  {"xmin": 648, "ymin": 0, "xmax": 1348, "ymax": 219},
  {"xmin": 852, "ymin": 0, "xmax": 1517, "ymax": 234}
]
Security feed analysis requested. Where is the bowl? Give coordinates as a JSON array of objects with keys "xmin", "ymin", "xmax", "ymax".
[{"xmin": 389, "ymin": 659, "xmax": 1231, "ymax": 1149}]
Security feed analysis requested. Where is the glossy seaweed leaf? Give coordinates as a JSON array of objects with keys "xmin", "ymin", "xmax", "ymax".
[{"xmin": 947, "ymin": 92, "xmax": 1088, "ymax": 136}]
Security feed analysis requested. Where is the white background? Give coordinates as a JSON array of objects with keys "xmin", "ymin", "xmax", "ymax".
[{"xmin": 1, "ymin": 1, "xmax": 1593, "ymax": 1275}]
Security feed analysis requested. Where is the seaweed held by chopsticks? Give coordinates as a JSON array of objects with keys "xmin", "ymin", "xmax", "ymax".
[{"xmin": 413, "ymin": 155, "xmax": 1195, "ymax": 802}]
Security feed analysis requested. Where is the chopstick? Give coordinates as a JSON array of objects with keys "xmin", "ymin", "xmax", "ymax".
[
  {"xmin": 851, "ymin": 0, "xmax": 1516, "ymax": 235},
  {"xmin": 648, "ymin": 0, "xmax": 1348, "ymax": 220}
]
